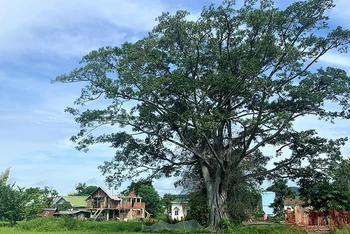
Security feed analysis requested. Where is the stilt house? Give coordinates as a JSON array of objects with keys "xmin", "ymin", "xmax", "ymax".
[{"xmin": 85, "ymin": 187, "xmax": 148, "ymax": 220}]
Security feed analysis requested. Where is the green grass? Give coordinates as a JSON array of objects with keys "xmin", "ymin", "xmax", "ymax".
[
  {"xmin": 1, "ymin": 218, "xmax": 339, "ymax": 233},
  {"xmin": 15, "ymin": 217, "xmax": 142, "ymax": 232},
  {"xmin": 0, "ymin": 227, "xmax": 140, "ymax": 234},
  {"xmin": 0, "ymin": 227, "xmax": 310, "ymax": 234}
]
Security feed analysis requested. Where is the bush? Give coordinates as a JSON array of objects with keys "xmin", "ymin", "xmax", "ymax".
[
  {"xmin": 15, "ymin": 217, "xmax": 142, "ymax": 232},
  {"xmin": 230, "ymin": 226, "xmax": 307, "ymax": 234},
  {"xmin": 219, "ymin": 219, "xmax": 232, "ymax": 230}
]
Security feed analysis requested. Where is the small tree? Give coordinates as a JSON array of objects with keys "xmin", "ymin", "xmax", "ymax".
[
  {"xmin": 22, "ymin": 187, "xmax": 45, "ymax": 220},
  {"xmin": 161, "ymin": 193, "xmax": 177, "ymax": 216},
  {"xmin": 0, "ymin": 168, "xmax": 25, "ymax": 226},
  {"xmin": 267, "ymin": 179, "xmax": 295, "ymax": 217},
  {"xmin": 40, "ymin": 186, "xmax": 58, "ymax": 208}
]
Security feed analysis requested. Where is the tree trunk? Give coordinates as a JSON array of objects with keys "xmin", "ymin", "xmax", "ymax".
[{"xmin": 201, "ymin": 163, "xmax": 229, "ymax": 231}]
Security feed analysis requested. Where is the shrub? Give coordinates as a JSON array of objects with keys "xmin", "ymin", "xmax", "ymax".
[{"xmin": 16, "ymin": 217, "xmax": 142, "ymax": 232}]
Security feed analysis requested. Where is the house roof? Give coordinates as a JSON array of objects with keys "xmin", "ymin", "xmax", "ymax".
[
  {"xmin": 63, "ymin": 196, "xmax": 88, "ymax": 207},
  {"xmin": 171, "ymin": 197, "xmax": 189, "ymax": 203},
  {"xmin": 42, "ymin": 208, "xmax": 57, "ymax": 211},
  {"xmin": 86, "ymin": 187, "xmax": 121, "ymax": 201},
  {"xmin": 54, "ymin": 210, "xmax": 90, "ymax": 215},
  {"xmin": 284, "ymin": 196, "xmax": 304, "ymax": 207},
  {"xmin": 38, "ymin": 208, "xmax": 58, "ymax": 217}
]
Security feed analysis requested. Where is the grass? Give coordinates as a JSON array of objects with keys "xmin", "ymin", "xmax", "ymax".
[
  {"xmin": 14, "ymin": 217, "xmax": 142, "ymax": 232},
  {"xmin": 0, "ymin": 227, "xmax": 141, "ymax": 234},
  {"xmin": 3, "ymin": 218, "xmax": 344, "ymax": 233}
]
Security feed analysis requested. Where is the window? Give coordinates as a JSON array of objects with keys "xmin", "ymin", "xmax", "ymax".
[{"xmin": 175, "ymin": 210, "xmax": 179, "ymax": 216}]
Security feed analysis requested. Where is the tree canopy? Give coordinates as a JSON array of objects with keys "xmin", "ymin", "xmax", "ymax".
[
  {"xmin": 266, "ymin": 179, "xmax": 295, "ymax": 217},
  {"xmin": 74, "ymin": 183, "xmax": 98, "ymax": 196},
  {"xmin": 122, "ymin": 181, "xmax": 162, "ymax": 217},
  {"xmin": 56, "ymin": 0, "xmax": 350, "ymax": 229},
  {"xmin": 298, "ymin": 159, "xmax": 350, "ymax": 211}
]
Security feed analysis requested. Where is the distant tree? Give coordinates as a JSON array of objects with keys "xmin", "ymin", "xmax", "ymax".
[
  {"xmin": 0, "ymin": 168, "xmax": 10, "ymax": 186},
  {"xmin": 22, "ymin": 187, "xmax": 45, "ymax": 219},
  {"xmin": 138, "ymin": 185, "xmax": 162, "ymax": 217},
  {"xmin": 121, "ymin": 180, "xmax": 153, "ymax": 196},
  {"xmin": 266, "ymin": 179, "xmax": 295, "ymax": 217},
  {"xmin": 56, "ymin": 0, "xmax": 350, "ymax": 229},
  {"xmin": 40, "ymin": 186, "xmax": 58, "ymax": 208},
  {"xmin": 0, "ymin": 168, "xmax": 24, "ymax": 226},
  {"xmin": 74, "ymin": 183, "xmax": 98, "ymax": 196},
  {"xmin": 298, "ymin": 159, "xmax": 350, "ymax": 211},
  {"xmin": 161, "ymin": 193, "xmax": 177, "ymax": 214},
  {"xmin": 122, "ymin": 181, "xmax": 161, "ymax": 217},
  {"xmin": 332, "ymin": 159, "xmax": 350, "ymax": 195},
  {"xmin": 55, "ymin": 201, "xmax": 72, "ymax": 211}
]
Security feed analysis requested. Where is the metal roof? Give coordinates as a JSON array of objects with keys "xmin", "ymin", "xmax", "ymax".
[
  {"xmin": 62, "ymin": 196, "xmax": 88, "ymax": 207},
  {"xmin": 85, "ymin": 187, "xmax": 121, "ymax": 201}
]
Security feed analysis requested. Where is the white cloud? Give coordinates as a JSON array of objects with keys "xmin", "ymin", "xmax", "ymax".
[
  {"xmin": 319, "ymin": 52, "xmax": 350, "ymax": 70},
  {"xmin": 0, "ymin": 0, "xmax": 166, "ymax": 58},
  {"xmin": 331, "ymin": 0, "xmax": 350, "ymax": 27}
]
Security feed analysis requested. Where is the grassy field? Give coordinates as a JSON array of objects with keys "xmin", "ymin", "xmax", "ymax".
[
  {"xmin": 1, "ymin": 228, "xmax": 140, "ymax": 234},
  {"xmin": 3, "ymin": 218, "xmax": 350, "ymax": 233}
]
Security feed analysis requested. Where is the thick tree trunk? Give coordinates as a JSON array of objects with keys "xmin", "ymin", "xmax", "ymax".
[{"xmin": 201, "ymin": 163, "xmax": 229, "ymax": 231}]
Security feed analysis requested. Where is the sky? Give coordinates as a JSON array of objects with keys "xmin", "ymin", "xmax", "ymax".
[{"xmin": 1, "ymin": 0, "xmax": 350, "ymax": 196}]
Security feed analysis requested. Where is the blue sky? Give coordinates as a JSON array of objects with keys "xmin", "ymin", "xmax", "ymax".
[{"xmin": 1, "ymin": 0, "xmax": 350, "ymax": 196}]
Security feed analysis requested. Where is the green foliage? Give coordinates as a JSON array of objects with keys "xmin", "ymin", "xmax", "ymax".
[
  {"xmin": 227, "ymin": 180, "xmax": 263, "ymax": 224},
  {"xmin": 40, "ymin": 186, "xmax": 59, "ymax": 208},
  {"xmin": 123, "ymin": 181, "xmax": 162, "ymax": 217},
  {"xmin": 22, "ymin": 187, "xmax": 48, "ymax": 219},
  {"xmin": 0, "ymin": 168, "xmax": 25, "ymax": 226},
  {"xmin": 298, "ymin": 159, "xmax": 350, "ymax": 211},
  {"xmin": 0, "ymin": 184, "xmax": 24, "ymax": 226},
  {"xmin": 186, "ymin": 190, "xmax": 210, "ymax": 226},
  {"xmin": 219, "ymin": 219, "xmax": 231, "ymax": 230},
  {"xmin": 16, "ymin": 217, "xmax": 142, "ymax": 232},
  {"xmin": 56, "ymin": 201, "xmax": 73, "ymax": 211},
  {"xmin": 161, "ymin": 193, "xmax": 177, "ymax": 214},
  {"xmin": 74, "ymin": 183, "xmax": 98, "ymax": 196},
  {"xmin": 55, "ymin": 0, "xmax": 350, "ymax": 229},
  {"xmin": 266, "ymin": 179, "xmax": 295, "ymax": 216},
  {"xmin": 0, "ymin": 168, "xmax": 10, "ymax": 186},
  {"xmin": 121, "ymin": 180, "xmax": 152, "ymax": 196},
  {"xmin": 229, "ymin": 225, "xmax": 307, "ymax": 234},
  {"xmin": 137, "ymin": 185, "xmax": 162, "ymax": 217}
]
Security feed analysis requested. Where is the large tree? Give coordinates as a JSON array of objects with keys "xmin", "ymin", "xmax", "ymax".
[{"xmin": 56, "ymin": 0, "xmax": 350, "ymax": 229}]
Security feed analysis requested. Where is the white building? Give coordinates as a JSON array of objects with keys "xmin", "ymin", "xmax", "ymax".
[{"xmin": 170, "ymin": 198, "xmax": 189, "ymax": 221}]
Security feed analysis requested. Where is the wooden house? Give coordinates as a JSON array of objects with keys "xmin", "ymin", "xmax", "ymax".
[{"xmin": 85, "ymin": 187, "xmax": 148, "ymax": 221}]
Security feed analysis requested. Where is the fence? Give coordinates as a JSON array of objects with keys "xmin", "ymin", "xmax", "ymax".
[{"xmin": 285, "ymin": 207, "xmax": 350, "ymax": 230}]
